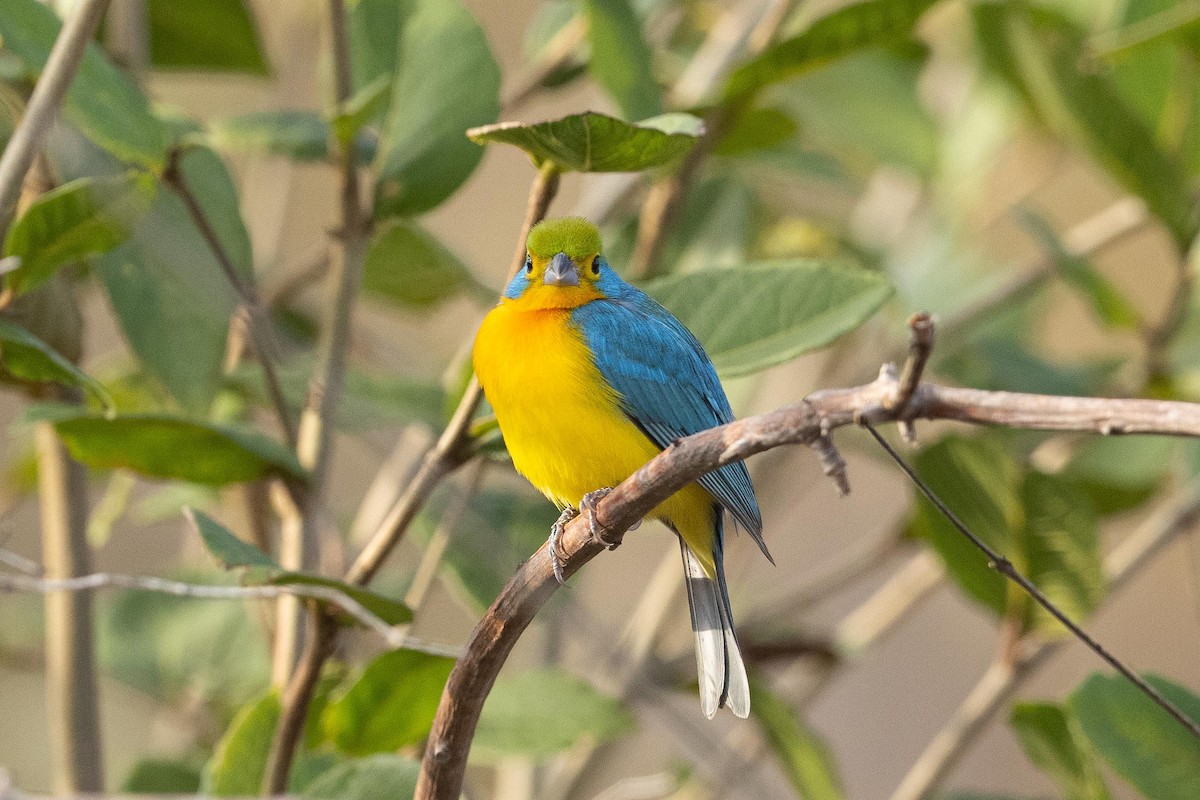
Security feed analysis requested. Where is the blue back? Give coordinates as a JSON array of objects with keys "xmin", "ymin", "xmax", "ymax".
[{"xmin": 570, "ymin": 260, "xmax": 767, "ymax": 555}]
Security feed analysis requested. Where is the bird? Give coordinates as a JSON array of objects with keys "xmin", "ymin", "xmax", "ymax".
[{"xmin": 472, "ymin": 216, "xmax": 770, "ymax": 718}]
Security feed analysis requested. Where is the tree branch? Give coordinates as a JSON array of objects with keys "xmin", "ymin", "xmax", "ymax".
[{"xmin": 415, "ymin": 321, "xmax": 1200, "ymax": 800}]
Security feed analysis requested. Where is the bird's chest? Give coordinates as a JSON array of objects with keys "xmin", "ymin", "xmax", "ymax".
[{"xmin": 473, "ymin": 304, "xmax": 657, "ymax": 506}]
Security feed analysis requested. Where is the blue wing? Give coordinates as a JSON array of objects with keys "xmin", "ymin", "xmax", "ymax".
[{"xmin": 571, "ymin": 269, "xmax": 768, "ymax": 559}]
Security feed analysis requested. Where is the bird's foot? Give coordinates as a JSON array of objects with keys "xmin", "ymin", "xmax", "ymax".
[
  {"xmin": 581, "ymin": 488, "xmax": 621, "ymax": 550},
  {"xmin": 548, "ymin": 506, "xmax": 579, "ymax": 585}
]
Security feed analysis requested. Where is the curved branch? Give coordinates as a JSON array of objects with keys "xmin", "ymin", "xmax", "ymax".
[{"xmin": 415, "ymin": 359, "xmax": 1200, "ymax": 799}]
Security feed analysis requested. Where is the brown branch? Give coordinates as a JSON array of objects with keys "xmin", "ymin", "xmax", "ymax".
[{"xmin": 414, "ymin": 337, "xmax": 1200, "ymax": 799}]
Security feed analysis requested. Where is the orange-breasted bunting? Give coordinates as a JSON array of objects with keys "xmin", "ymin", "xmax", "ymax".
[{"xmin": 472, "ymin": 217, "xmax": 770, "ymax": 718}]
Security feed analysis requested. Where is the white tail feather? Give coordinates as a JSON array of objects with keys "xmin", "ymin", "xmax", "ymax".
[{"xmin": 679, "ymin": 539, "xmax": 750, "ymax": 718}]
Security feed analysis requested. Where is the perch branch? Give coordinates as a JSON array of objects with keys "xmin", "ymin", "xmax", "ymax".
[{"xmin": 415, "ymin": 318, "xmax": 1200, "ymax": 800}]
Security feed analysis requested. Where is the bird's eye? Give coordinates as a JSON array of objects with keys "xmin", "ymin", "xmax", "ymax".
[
  {"xmin": 590, "ymin": 257, "xmax": 600, "ymax": 276},
  {"xmin": 524, "ymin": 256, "xmax": 533, "ymax": 276}
]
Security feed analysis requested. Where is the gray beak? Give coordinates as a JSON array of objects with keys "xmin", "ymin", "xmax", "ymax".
[{"xmin": 543, "ymin": 252, "xmax": 580, "ymax": 287}]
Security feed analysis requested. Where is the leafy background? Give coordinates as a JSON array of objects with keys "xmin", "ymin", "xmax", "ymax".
[{"xmin": 2, "ymin": 0, "xmax": 1200, "ymax": 799}]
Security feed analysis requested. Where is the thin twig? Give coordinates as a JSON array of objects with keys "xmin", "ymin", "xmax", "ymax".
[
  {"xmin": 888, "ymin": 481, "xmax": 1200, "ymax": 800},
  {"xmin": 0, "ymin": 0, "xmax": 111, "ymax": 242},
  {"xmin": 865, "ymin": 424, "xmax": 1200, "ymax": 741},
  {"xmin": 888, "ymin": 312, "xmax": 934, "ymax": 413},
  {"xmin": 162, "ymin": 153, "xmax": 297, "ymax": 447}
]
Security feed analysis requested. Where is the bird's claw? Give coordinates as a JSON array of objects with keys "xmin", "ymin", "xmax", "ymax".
[
  {"xmin": 581, "ymin": 488, "xmax": 621, "ymax": 550},
  {"xmin": 548, "ymin": 506, "xmax": 578, "ymax": 585}
]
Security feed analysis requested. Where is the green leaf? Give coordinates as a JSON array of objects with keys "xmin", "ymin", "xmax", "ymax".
[
  {"xmin": 473, "ymin": 668, "xmax": 633, "ymax": 760},
  {"xmin": 265, "ymin": 573, "xmax": 412, "ymax": 626},
  {"xmin": 204, "ymin": 690, "xmax": 280, "ymax": 796},
  {"xmin": 0, "ymin": 318, "xmax": 110, "ymax": 405},
  {"xmin": 724, "ymin": 0, "xmax": 938, "ymax": 100},
  {"xmin": 0, "ymin": 0, "xmax": 169, "ymax": 167},
  {"xmin": 373, "ymin": 0, "xmax": 500, "ymax": 217},
  {"xmin": 467, "ymin": 111, "xmax": 704, "ymax": 172},
  {"xmin": 908, "ymin": 435, "xmax": 1022, "ymax": 615},
  {"xmin": 362, "ymin": 220, "xmax": 477, "ymax": 308},
  {"xmin": 643, "ymin": 260, "xmax": 892, "ymax": 377},
  {"xmin": 185, "ymin": 507, "xmax": 279, "ymax": 569},
  {"xmin": 1010, "ymin": 702, "xmax": 1111, "ymax": 800},
  {"xmin": 4, "ymin": 173, "xmax": 154, "ymax": 296},
  {"xmin": 1018, "ymin": 472, "xmax": 1105, "ymax": 636},
  {"xmin": 1071, "ymin": 672, "xmax": 1200, "ymax": 800},
  {"xmin": 332, "ymin": 74, "xmax": 393, "ymax": 146},
  {"xmin": 146, "ymin": 0, "xmax": 268, "ymax": 75},
  {"xmin": 714, "ymin": 106, "xmax": 799, "ymax": 156},
  {"xmin": 121, "ymin": 758, "xmax": 203, "ymax": 794},
  {"xmin": 322, "ymin": 648, "xmax": 456, "ymax": 755},
  {"xmin": 302, "ymin": 754, "xmax": 420, "ymax": 800},
  {"xmin": 972, "ymin": 3, "xmax": 1194, "ymax": 250},
  {"xmin": 582, "ymin": 0, "xmax": 661, "ymax": 120},
  {"xmin": 94, "ymin": 147, "xmax": 250, "ymax": 412},
  {"xmin": 53, "ymin": 413, "xmax": 305, "ymax": 485},
  {"xmin": 1062, "ymin": 437, "xmax": 1175, "ymax": 515},
  {"xmin": 750, "ymin": 676, "xmax": 845, "ymax": 800},
  {"xmin": 207, "ymin": 111, "xmax": 330, "ymax": 161},
  {"xmin": 1019, "ymin": 211, "xmax": 1140, "ymax": 330}
]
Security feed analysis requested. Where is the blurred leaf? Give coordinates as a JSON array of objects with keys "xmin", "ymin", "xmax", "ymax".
[
  {"xmin": 473, "ymin": 668, "xmax": 633, "ymax": 760},
  {"xmin": 658, "ymin": 175, "xmax": 759, "ymax": 273},
  {"xmin": 0, "ymin": 318, "xmax": 110, "ymax": 405},
  {"xmin": 204, "ymin": 690, "xmax": 280, "ymax": 796},
  {"xmin": 1019, "ymin": 472, "xmax": 1105, "ymax": 635},
  {"xmin": 207, "ymin": 111, "xmax": 330, "ymax": 161},
  {"xmin": 938, "ymin": 337, "xmax": 1120, "ymax": 397},
  {"xmin": 332, "ymin": 74, "xmax": 392, "ymax": 145},
  {"xmin": 1011, "ymin": 702, "xmax": 1111, "ymax": 800},
  {"xmin": 643, "ymin": 260, "xmax": 892, "ymax": 376},
  {"xmin": 362, "ymin": 220, "xmax": 478, "ymax": 308},
  {"xmin": 714, "ymin": 106, "xmax": 799, "ymax": 157},
  {"xmin": 94, "ymin": 147, "xmax": 249, "ymax": 412},
  {"xmin": 0, "ymin": 0, "xmax": 168, "ymax": 167},
  {"xmin": 1019, "ymin": 211, "xmax": 1139, "ymax": 330},
  {"xmin": 373, "ymin": 0, "xmax": 500, "ymax": 217},
  {"xmin": 3, "ymin": 173, "xmax": 154, "ymax": 296},
  {"xmin": 750, "ymin": 676, "xmax": 845, "ymax": 800},
  {"xmin": 973, "ymin": 2, "xmax": 1194, "ymax": 250},
  {"xmin": 146, "ymin": 0, "xmax": 268, "ymax": 75},
  {"xmin": 724, "ymin": 0, "xmax": 938, "ymax": 100},
  {"xmin": 1099, "ymin": 1, "xmax": 1200, "ymax": 59},
  {"xmin": 303, "ymin": 754, "xmax": 420, "ymax": 800},
  {"xmin": 186, "ymin": 507, "xmax": 278, "ymax": 569},
  {"xmin": 582, "ymin": 0, "xmax": 661, "ymax": 119},
  {"xmin": 1062, "ymin": 436, "xmax": 1175, "ymax": 515},
  {"xmin": 53, "ymin": 413, "xmax": 305, "ymax": 485},
  {"xmin": 909, "ymin": 435, "xmax": 1021, "ymax": 614},
  {"xmin": 322, "ymin": 648, "xmax": 455, "ymax": 755},
  {"xmin": 265, "ymin": 573, "xmax": 412, "ymax": 626},
  {"xmin": 121, "ymin": 758, "xmax": 203, "ymax": 794},
  {"xmin": 347, "ymin": 0, "xmax": 409, "ymax": 94},
  {"xmin": 1071, "ymin": 672, "xmax": 1200, "ymax": 800},
  {"xmin": 468, "ymin": 111, "xmax": 704, "ymax": 172}
]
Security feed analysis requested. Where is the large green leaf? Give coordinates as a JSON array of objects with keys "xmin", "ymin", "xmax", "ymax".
[
  {"xmin": 0, "ymin": 318, "xmax": 109, "ymax": 404},
  {"xmin": 146, "ymin": 0, "xmax": 267, "ymax": 74},
  {"xmin": 373, "ymin": 0, "xmax": 500, "ymax": 217},
  {"xmin": 204, "ymin": 691, "xmax": 280, "ymax": 796},
  {"xmin": 908, "ymin": 435, "xmax": 1022, "ymax": 614},
  {"xmin": 94, "ymin": 147, "xmax": 250, "ymax": 412},
  {"xmin": 362, "ymin": 219, "xmax": 480, "ymax": 308},
  {"xmin": 468, "ymin": 111, "xmax": 704, "ymax": 172},
  {"xmin": 302, "ymin": 754, "xmax": 420, "ymax": 800},
  {"xmin": 4, "ymin": 173, "xmax": 154, "ymax": 296},
  {"xmin": 750, "ymin": 677, "xmax": 845, "ymax": 800},
  {"xmin": 1062, "ymin": 436, "xmax": 1176, "ymax": 515},
  {"xmin": 53, "ymin": 413, "xmax": 304, "ymax": 485},
  {"xmin": 1071, "ymin": 673, "xmax": 1200, "ymax": 800},
  {"xmin": 322, "ymin": 648, "xmax": 456, "ymax": 755},
  {"xmin": 972, "ymin": 2, "xmax": 1194, "ymax": 250},
  {"xmin": 473, "ymin": 668, "xmax": 632, "ymax": 760},
  {"xmin": 207, "ymin": 111, "xmax": 331, "ymax": 161},
  {"xmin": 582, "ymin": 0, "xmax": 661, "ymax": 120},
  {"xmin": 0, "ymin": 0, "xmax": 168, "ymax": 167},
  {"xmin": 186, "ymin": 508, "xmax": 278, "ymax": 569},
  {"xmin": 643, "ymin": 260, "xmax": 892, "ymax": 376},
  {"xmin": 121, "ymin": 758, "xmax": 203, "ymax": 794},
  {"xmin": 1010, "ymin": 702, "xmax": 1111, "ymax": 800},
  {"xmin": 724, "ymin": 0, "xmax": 938, "ymax": 100},
  {"xmin": 1018, "ymin": 472, "xmax": 1105, "ymax": 636}
]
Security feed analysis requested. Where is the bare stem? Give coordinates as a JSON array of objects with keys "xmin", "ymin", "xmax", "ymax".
[{"xmin": 0, "ymin": 0, "xmax": 111, "ymax": 241}]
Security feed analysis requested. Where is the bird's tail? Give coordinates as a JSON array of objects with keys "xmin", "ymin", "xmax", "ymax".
[{"xmin": 678, "ymin": 530, "xmax": 750, "ymax": 718}]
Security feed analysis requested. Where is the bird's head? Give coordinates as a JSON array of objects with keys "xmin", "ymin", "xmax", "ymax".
[{"xmin": 502, "ymin": 217, "xmax": 614, "ymax": 309}]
